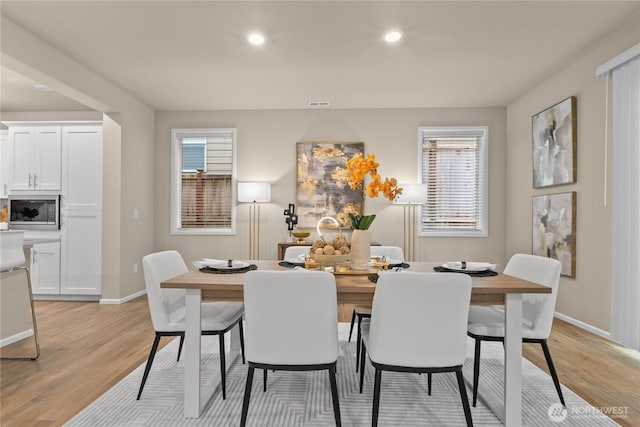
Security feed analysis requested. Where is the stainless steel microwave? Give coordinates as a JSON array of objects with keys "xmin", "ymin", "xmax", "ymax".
[{"xmin": 8, "ymin": 195, "xmax": 60, "ymax": 230}]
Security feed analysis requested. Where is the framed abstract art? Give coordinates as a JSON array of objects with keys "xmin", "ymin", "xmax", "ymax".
[
  {"xmin": 532, "ymin": 191, "xmax": 576, "ymax": 277},
  {"xmin": 296, "ymin": 142, "xmax": 364, "ymax": 228},
  {"xmin": 532, "ymin": 96, "xmax": 577, "ymax": 188}
]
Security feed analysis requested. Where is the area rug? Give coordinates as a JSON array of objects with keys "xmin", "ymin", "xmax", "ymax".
[{"xmin": 65, "ymin": 323, "xmax": 618, "ymax": 426}]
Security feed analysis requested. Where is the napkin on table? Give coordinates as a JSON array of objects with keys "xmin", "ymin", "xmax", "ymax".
[{"xmin": 443, "ymin": 261, "xmax": 497, "ymax": 271}]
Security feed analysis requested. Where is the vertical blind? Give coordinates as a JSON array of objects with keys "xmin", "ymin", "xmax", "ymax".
[
  {"xmin": 176, "ymin": 132, "xmax": 233, "ymax": 229},
  {"xmin": 607, "ymin": 51, "xmax": 640, "ymax": 351},
  {"xmin": 419, "ymin": 127, "xmax": 487, "ymax": 235}
]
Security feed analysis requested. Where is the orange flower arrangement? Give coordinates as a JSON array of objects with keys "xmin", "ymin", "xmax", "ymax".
[
  {"xmin": 345, "ymin": 153, "xmax": 402, "ymax": 201},
  {"xmin": 342, "ymin": 153, "xmax": 402, "ymax": 229}
]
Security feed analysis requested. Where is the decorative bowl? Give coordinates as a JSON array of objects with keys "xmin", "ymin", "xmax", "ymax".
[{"xmin": 291, "ymin": 230, "xmax": 311, "ymax": 243}]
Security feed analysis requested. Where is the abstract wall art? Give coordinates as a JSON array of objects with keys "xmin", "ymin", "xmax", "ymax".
[
  {"xmin": 532, "ymin": 96, "xmax": 577, "ymax": 188},
  {"xmin": 532, "ymin": 191, "xmax": 576, "ymax": 277},
  {"xmin": 296, "ymin": 142, "xmax": 364, "ymax": 228}
]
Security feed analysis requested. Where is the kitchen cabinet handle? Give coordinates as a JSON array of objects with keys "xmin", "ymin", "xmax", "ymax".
[
  {"xmin": 33, "ymin": 173, "xmax": 38, "ymax": 187},
  {"xmin": 29, "ymin": 173, "xmax": 33, "ymax": 187}
]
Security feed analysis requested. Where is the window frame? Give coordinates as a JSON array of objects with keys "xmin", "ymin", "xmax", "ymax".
[
  {"xmin": 417, "ymin": 125, "xmax": 489, "ymax": 237},
  {"xmin": 170, "ymin": 128, "xmax": 237, "ymax": 235}
]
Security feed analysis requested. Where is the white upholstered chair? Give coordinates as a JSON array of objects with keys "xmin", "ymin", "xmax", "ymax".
[
  {"xmin": 369, "ymin": 245, "xmax": 405, "ymax": 262},
  {"xmin": 240, "ymin": 270, "xmax": 341, "ymax": 427},
  {"xmin": 350, "ymin": 246, "xmax": 404, "ymax": 372},
  {"xmin": 467, "ymin": 253, "xmax": 564, "ymax": 407},
  {"xmin": 359, "ymin": 271, "xmax": 473, "ymax": 427},
  {"xmin": 283, "ymin": 245, "xmax": 311, "ymax": 260},
  {"xmin": 138, "ymin": 250, "xmax": 245, "ymax": 400}
]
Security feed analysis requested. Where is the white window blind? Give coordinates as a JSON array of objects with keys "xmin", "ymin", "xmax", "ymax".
[
  {"xmin": 171, "ymin": 128, "xmax": 236, "ymax": 235},
  {"xmin": 418, "ymin": 126, "xmax": 488, "ymax": 237},
  {"xmin": 603, "ymin": 46, "xmax": 640, "ymax": 351}
]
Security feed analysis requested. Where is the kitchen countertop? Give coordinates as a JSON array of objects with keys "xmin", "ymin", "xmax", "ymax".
[{"xmin": 21, "ymin": 230, "xmax": 61, "ymax": 247}]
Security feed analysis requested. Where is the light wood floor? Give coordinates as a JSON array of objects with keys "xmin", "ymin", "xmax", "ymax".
[{"xmin": 1, "ymin": 298, "xmax": 638, "ymax": 426}]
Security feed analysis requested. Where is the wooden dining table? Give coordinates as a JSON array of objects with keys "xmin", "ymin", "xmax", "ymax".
[{"xmin": 162, "ymin": 260, "xmax": 551, "ymax": 426}]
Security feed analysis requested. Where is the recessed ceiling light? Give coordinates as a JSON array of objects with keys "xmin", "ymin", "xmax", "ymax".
[
  {"xmin": 248, "ymin": 33, "xmax": 265, "ymax": 45},
  {"xmin": 384, "ymin": 31, "xmax": 403, "ymax": 43}
]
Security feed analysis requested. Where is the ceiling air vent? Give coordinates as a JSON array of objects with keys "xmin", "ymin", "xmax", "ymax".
[{"xmin": 308, "ymin": 101, "xmax": 330, "ymax": 107}]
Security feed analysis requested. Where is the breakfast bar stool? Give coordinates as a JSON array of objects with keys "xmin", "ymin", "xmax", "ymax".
[{"xmin": 0, "ymin": 230, "xmax": 40, "ymax": 360}]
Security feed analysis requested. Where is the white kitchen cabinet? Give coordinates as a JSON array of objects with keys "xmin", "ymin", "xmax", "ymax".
[
  {"xmin": 8, "ymin": 126, "xmax": 62, "ymax": 191},
  {"xmin": 30, "ymin": 241, "xmax": 61, "ymax": 295},
  {"xmin": 60, "ymin": 212, "xmax": 101, "ymax": 295},
  {"xmin": 1, "ymin": 130, "xmax": 9, "ymax": 197},
  {"xmin": 61, "ymin": 126, "xmax": 102, "ymax": 209},
  {"xmin": 60, "ymin": 125, "xmax": 102, "ymax": 295}
]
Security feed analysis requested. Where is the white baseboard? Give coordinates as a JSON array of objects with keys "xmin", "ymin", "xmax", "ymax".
[
  {"xmin": 554, "ymin": 311, "xmax": 611, "ymax": 339},
  {"xmin": 33, "ymin": 295, "xmax": 100, "ymax": 302},
  {"xmin": 99, "ymin": 289, "xmax": 146, "ymax": 305},
  {"xmin": 0, "ymin": 329, "xmax": 33, "ymax": 348}
]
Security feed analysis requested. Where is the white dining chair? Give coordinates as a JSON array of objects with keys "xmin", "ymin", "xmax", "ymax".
[
  {"xmin": 283, "ymin": 245, "xmax": 311, "ymax": 260},
  {"xmin": 359, "ymin": 271, "xmax": 473, "ymax": 427},
  {"xmin": 467, "ymin": 253, "xmax": 564, "ymax": 407},
  {"xmin": 240, "ymin": 270, "xmax": 341, "ymax": 427},
  {"xmin": 138, "ymin": 250, "xmax": 245, "ymax": 401},
  {"xmin": 350, "ymin": 246, "xmax": 404, "ymax": 372}
]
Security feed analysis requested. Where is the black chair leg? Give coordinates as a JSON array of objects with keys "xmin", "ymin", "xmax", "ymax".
[
  {"xmin": 540, "ymin": 340, "xmax": 565, "ymax": 406},
  {"xmin": 263, "ymin": 369, "xmax": 268, "ymax": 392},
  {"xmin": 427, "ymin": 373, "xmax": 432, "ymax": 396},
  {"xmin": 238, "ymin": 318, "xmax": 246, "ymax": 364},
  {"xmin": 359, "ymin": 342, "xmax": 367, "ymax": 393},
  {"xmin": 472, "ymin": 337, "xmax": 481, "ymax": 407},
  {"xmin": 348, "ymin": 309, "xmax": 356, "ymax": 342},
  {"xmin": 240, "ymin": 366, "xmax": 255, "ymax": 427},
  {"xmin": 456, "ymin": 368, "xmax": 474, "ymax": 427},
  {"xmin": 328, "ymin": 364, "xmax": 342, "ymax": 427},
  {"xmin": 177, "ymin": 333, "xmax": 185, "ymax": 362},
  {"xmin": 137, "ymin": 334, "xmax": 162, "ymax": 400},
  {"xmin": 219, "ymin": 334, "xmax": 226, "ymax": 400},
  {"xmin": 372, "ymin": 368, "xmax": 382, "ymax": 427},
  {"xmin": 356, "ymin": 315, "xmax": 362, "ymax": 372}
]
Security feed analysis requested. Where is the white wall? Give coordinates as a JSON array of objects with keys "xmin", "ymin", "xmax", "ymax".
[
  {"xmin": 155, "ymin": 107, "xmax": 507, "ymax": 266},
  {"xmin": 505, "ymin": 16, "xmax": 640, "ymax": 331},
  {"xmin": 1, "ymin": 16, "xmax": 155, "ymax": 300}
]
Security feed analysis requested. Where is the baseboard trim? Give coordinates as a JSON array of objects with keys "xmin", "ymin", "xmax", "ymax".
[
  {"xmin": 0, "ymin": 329, "xmax": 34, "ymax": 348},
  {"xmin": 33, "ymin": 295, "xmax": 100, "ymax": 302},
  {"xmin": 554, "ymin": 311, "xmax": 610, "ymax": 339},
  {"xmin": 99, "ymin": 289, "xmax": 146, "ymax": 305}
]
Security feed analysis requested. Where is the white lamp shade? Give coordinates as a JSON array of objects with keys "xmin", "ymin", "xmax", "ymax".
[
  {"xmin": 238, "ymin": 182, "xmax": 271, "ymax": 203},
  {"xmin": 394, "ymin": 183, "xmax": 428, "ymax": 204}
]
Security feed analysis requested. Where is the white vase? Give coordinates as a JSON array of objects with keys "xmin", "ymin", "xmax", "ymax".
[{"xmin": 350, "ymin": 229, "xmax": 371, "ymax": 270}]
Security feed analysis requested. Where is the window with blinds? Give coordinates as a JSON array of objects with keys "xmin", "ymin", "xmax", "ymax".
[
  {"xmin": 171, "ymin": 129, "xmax": 236, "ymax": 235},
  {"xmin": 418, "ymin": 126, "xmax": 488, "ymax": 237}
]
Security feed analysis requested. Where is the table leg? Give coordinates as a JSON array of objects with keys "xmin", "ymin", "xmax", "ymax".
[
  {"xmin": 184, "ymin": 289, "xmax": 202, "ymax": 418},
  {"xmin": 504, "ymin": 293, "xmax": 523, "ymax": 427}
]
